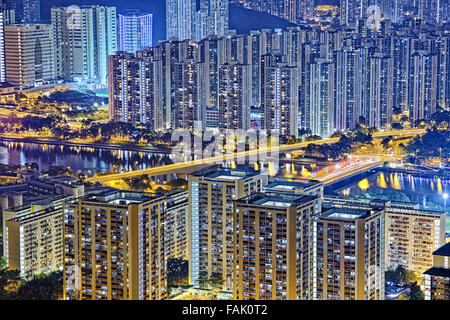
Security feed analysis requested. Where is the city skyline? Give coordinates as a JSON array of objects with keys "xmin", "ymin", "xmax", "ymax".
[{"xmin": 0, "ymin": 0, "xmax": 449, "ymax": 305}]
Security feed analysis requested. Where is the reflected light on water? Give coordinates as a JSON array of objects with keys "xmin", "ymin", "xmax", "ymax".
[
  {"xmin": 437, "ymin": 178, "xmax": 443, "ymax": 194},
  {"xmin": 358, "ymin": 178, "xmax": 370, "ymax": 191},
  {"xmin": 301, "ymin": 166, "xmax": 310, "ymax": 178},
  {"xmin": 268, "ymin": 162, "xmax": 277, "ymax": 177},
  {"xmin": 391, "ymin": 173, "xmax": 402, "ymax": 190},
  {"xmin": 376, "ymin": 172, "xmax": 388, "ymax": 188}
]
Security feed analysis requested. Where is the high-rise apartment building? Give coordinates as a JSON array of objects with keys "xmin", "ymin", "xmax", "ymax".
[
  {"xmin": 4, "ymin": 24, "xmax": 55, "ymax": 89},
  {"xmin": 436, "ymin": 35, "xmax": 450, "ymax": 109},
  {"xmin": 392, "ymin": 35, "xmax": 411, "ymax": 113},
  {"xmin": 108, "ymin": 24, "xmax": 446, "ymax": 136},
  {"xmin": 118, "ymin": 13, "xmax": 153, "ymax": 54},
  {"xmin": 172, "ymin": 59, "xmax": 201, "ymax": 130},
  {"xmin": 1, "ymin": 178, "xmax": 84, "ymax": 279},
  {"xmin": 261, "ymin": 55, "xmax": 298, "ymax": 137},
  {"xmin": 199, "ymin": 36, "xmax": 224, "ymax": 111},
  {"xmin": 198, "ymin": 0, "xmax": 229, "ymax": 40},
  {"xmin": 297, "ymin": 0, "xmax": 315, "ymax": 22},
  {"xmin": 63, "ymin": 190, "xmax": 167, "ymax": 300},
  {"xmin": 0, "ymin": 12, "xmax": 6, "ymax": 83},
  {"xmin": 339, "ymin": 0, "xmax": 367, "ymax": 27},
  {"xmin": 424, "ymin": 242, "xmax": 450, "ymax": 300},
  {"xmin": 408, "ymin": 50, "xmax": 438, "ymax": 123},
  {"xmin": 307, "ymin": 59, "xmax": 335, "ymax": 137},
  {"xmin": 0, "ymin": 3, "xmax": 15, "ymax": 82},
  {"xmin": 166, "ymin": 0, "xmax": 229, "ymax": 41},
  {"xmin": 233, "ymin": 192, "xmax": 319, "ymax": 300},
  {"xmin": 218, "ymin": 62, "xmax": 251, "ymax": 130},
  {"xmin": 51, "ymin": 5, "xmax": 117, "ymax": 85},
  {"xmin": 314, "ymin": 206, "xmax": 385, "ymax": 300},
  {"xmin": 188, "ymin": 166, "xmax": 268, "ymax": 290},
  {"xmin": 5, "ymin": 0, "xmax": 39, "ymax": 24},
  {"xmin": 166, "ymin": 0, "xmax": 196, "ymax": 41},
  {"xmin": 108, "ymin": 51, "xmax": 164, "ymax": 130},
  {"xmin": 334, "ymin": 47, "xmax": 358, "ymax": 131},
  {"xmin": 367, "ymin": 53, "xmax": 394, "ymax": 129},
  {"xmin": 165, "ymin": 190, "xmax": 189, "ymax": 259},
  {"xmin": 418, "ymin": 0, "xmax": 444, "ymax": 25},
  {"xmin": 384, "ymin": 201, "xmax": 445, "ymax": 274}
]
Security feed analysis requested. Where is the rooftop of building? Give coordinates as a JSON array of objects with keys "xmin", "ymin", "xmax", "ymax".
[
  {"xmin": 433, "ymin": 242, "xmax": 450, "ymax": 257},
  {"xmin": 423, "ymin": 267, "xmax": 450, "ymax": 278},
  {"xmin": 82, "ymin": 189, "xmax": 164, "ymax": 206},
  {"xmin": 8, "ymin": 203, "xmax": 65, "ymax": 224},
  {"xmin": 236, "ymin": 192, "xmax": 317, "ymax": 208},
  {"xmin": 266, "ymin": 177, "xmax": 322, "ymax": 190},
  {"xmin": 191, "ymin": 165, "xmax": 262, "ymax": 181},
  {"xmin": 321, "ymin": 206, "xmax": 381, "ymax": 221}
]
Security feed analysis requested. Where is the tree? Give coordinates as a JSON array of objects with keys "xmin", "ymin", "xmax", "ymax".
[
  {"xmin": 393, "ymin": 106, "xmax": 402, "ymax": 115},
  {"xmin": 30, "ymin": 162, "xmax": 39, "ymax": 172},
  {"xmin": 167, "ymin": 258, "xmax": 188, "ymax": 287},
  {"xmin": 409, "ymin": 282, "xmax": 424, "ymax": 300},
  {"xmin": 198, "ymin": 272, "xmax": 209, "ymax": 289},
  {"xmin": 298, "ymin": 128, "xmax": 311, "ymax": 137},
  {"xmin": 167, "ymin": 178, "xmax": 188, "ymax": 189},
  {"xmin": 394, "ymin": 265, "xmax": 408, "ymax": 285},
  {"xmin": 358, "ymin": 115, "xmax": 366, "ymax": 125},
  {"xmin": 331, "ymin": 131, "xmax": 343, "ymax": 138},
  {"xmin": 381, "ymin": 136, "xmax": 393, "ymax": 149},
  {"xmin": 16, "ymin": 271, "xmax": 63, "ymax": 300},
  {"xmin": 385, "ymin": 267, "xmax": 396, "ymax": 283},
  {"xmin": 208, "ymin": 273, "xmax": 224, "ymax": 291},
  {"xmin": 0, "ymin": 258, "xmax": 21, "ymax": 299}
]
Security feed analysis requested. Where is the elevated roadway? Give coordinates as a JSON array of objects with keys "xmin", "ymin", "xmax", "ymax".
[{"xmin": 85, "ymin": 129, "xmax": 425, "ymax": 184}]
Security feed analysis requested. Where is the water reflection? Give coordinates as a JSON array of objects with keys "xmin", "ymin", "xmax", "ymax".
[
  {"xmin": 337, "ymin": 170, "xmax": 450, "ymax": 213},
  {"xmin": 0, "ymin": 141, "xmax": 173, "ymax": 176}
]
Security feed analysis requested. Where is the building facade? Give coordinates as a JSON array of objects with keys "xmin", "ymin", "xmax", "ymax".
[
  {"xmin": 118, "ymin": 13, "xmax": 153, "ymax": 54},
  {"xmin": 4, "ymin": 24, "xmax": 55, "ymax": 89},
  {"xmin": 51, "ymin": 5, "xmax": 117, "ymax": 85},
  {"xmin": 63, "ymin": 190, "xmax": 167, "ymax": 300},
  {"xmin": 233, "ymin": 192, "xmax": 319, "ymax": 300},
  {"xmin": 314, "ymin": 206, "xmax": 385, "ymax": 300},
  {"xmin": 424, "ymin": 242, "xmax": 450, "ymax": 300},
  {"xmin": 188, "ymin": 166, "xmax": 268, "ymax": 290}
]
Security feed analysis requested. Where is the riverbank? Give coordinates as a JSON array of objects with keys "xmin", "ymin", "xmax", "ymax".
[{"xmin": 0, "ymin": 136, "xmax": 172, "ymax": 154}]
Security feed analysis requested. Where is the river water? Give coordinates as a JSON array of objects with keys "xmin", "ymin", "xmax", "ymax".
[{"xmin": 0, "ymin": 140, "xmax": 173, "ymax": 176}]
